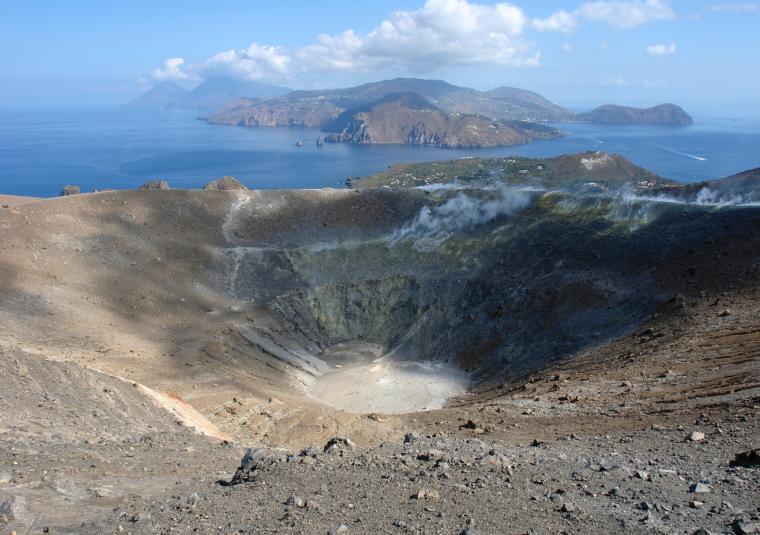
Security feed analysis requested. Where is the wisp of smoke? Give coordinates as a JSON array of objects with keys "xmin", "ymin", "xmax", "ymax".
[
  {"xmin": 693, "ymin": 187, "xmax": 759, "ymax": 206},
  {"xmin": 388, "ymin": 184, "xmax": 536, "ymax": 252},
  {"xmin": 618, "ymin": 185, "xmax": 760, "ymax": 208}
]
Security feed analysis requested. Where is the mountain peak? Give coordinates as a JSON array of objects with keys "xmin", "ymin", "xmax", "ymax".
[
  {"xmin": 125, "ymin": 76, "xmax": 290, "ymax": 111},
  {"xmin": 124, "ymin": 81, "xmax": 188, "ymax": 109}
]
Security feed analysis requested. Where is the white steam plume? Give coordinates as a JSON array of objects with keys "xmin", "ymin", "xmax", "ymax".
[{"xmin": 389, "ymin": 184, "xmax": 536, "ymax": 251}]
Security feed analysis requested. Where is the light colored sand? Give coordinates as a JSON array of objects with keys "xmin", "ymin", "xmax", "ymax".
[{"xmin": 309, "ymin": 359, "xmax": 472, "ymax": 415}]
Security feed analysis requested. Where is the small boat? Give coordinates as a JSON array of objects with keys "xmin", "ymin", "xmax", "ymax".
[{"xmin": 295, "ymin": 140, "xmax": 304, "ymax": 147}]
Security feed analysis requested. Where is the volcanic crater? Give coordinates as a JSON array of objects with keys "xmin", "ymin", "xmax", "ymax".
[{"xmin": 2, "ymin": 155, "xmax": 759, "ymax": 533}]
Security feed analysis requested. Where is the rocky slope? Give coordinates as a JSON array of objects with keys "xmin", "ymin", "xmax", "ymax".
[
  {"xmin": 483, "ymin": 86, "xmax": 574, "ymax": 121},
  {"xmin": 577, "ymin": 103, "xmax": 693, "ymax": 125},
  {"xmin": 321, "ymin": 92, "xmax": 563, "ymax": 148},
  {"xmin": 208, "ymin": 96, "xmax": 343, "ymax": 128}
]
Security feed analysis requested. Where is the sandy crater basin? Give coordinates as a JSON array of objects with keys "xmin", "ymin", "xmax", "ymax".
[{"xmin": 309, "ymin": 344, "xmax": 472, "ymax": 414}]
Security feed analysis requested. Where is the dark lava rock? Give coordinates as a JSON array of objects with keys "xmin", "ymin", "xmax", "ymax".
[
  {"xmin": 730, "ymin": 449, "xmax": 760, "ymax": 468},
  {"xmin": 60, "ymin": 185, "xmax": 81, "ymax": 196},
  {"xmin": 404, "ymin": 432, "xmax": 420, "ymax": 444},
  {"xmin": 732, "ymin": 518, "xmax": 760, "ymax": 535},
  {"xmin": 201, "ymin": 176, "xmax": 248, "ymax": 191},
  {"xmin": 228, "ymin": 447, "xmax": 268, "ymax": 484},
  {"xmin": 324, "ymin": 436, "xmax": 355, "ymax": 453},
  {"xmin": 139, "ymin": 180, "xmax": 170, "ymax": 190}
]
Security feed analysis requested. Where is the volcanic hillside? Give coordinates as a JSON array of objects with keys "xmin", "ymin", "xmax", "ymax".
[{"xmin": 1, "ymin": 153, "xmax": 759, "ymax": 533}]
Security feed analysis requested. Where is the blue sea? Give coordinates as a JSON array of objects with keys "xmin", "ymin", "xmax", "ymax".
[{"xmin": 1, "ymin": 106, "xmax": 759, "ymax": 197}]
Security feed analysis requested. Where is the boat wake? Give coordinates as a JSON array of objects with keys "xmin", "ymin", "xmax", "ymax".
[{"xmin": 659, "ymin": 146, "xmax": 708, "ymax": 161}]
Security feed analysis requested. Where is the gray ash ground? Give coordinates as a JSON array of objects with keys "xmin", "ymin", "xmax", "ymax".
[{"xmin": 39, "ymin": 406, "xmax": 760, "ymax": 534}]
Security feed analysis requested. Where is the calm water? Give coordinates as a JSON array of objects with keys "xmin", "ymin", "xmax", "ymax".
[{"xmin": 1, "ymin": 107, "xmax": 759, "ymax": 197}]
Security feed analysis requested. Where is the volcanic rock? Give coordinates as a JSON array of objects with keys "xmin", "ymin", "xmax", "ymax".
[
  {"xmin": 731, "ymin": 449, "xmax": 760, "ymax": 468},
  {"xmin": 138, "ymin": 180, "xmax": 170, "ymax": 190},
  {"xmin": 229, "ymin": 448, "xmax": 268, "ymax": 484},
  {"xmin": 201, "ymin": 176, "xmax": 248, "ymax": 190},
  {"xmin": 323, "ymin": 437, "xmax": 355, "ymax": 453},
  {"xmin": 60, "ymin": 185, "xmax": 80, "ymax": 196}
]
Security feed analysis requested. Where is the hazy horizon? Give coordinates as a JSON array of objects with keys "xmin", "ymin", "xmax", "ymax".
[{"xmin": 2, "ymin": 0, "xmax": 759, "ymax": 109}]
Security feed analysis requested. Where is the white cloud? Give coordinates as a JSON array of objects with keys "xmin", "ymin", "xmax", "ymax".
[
  {"xmin": 577, "ymin": 0, "xmax": 675, "ymax": 28},
  {"xmin": 532, "ymin": 9, "xmax": 579, "ymax": 33},
  {"xmin": 646, "ymin": 42, "xmax": 676, "ymax": 56},
  {"xmin": 562, "ymin": 42, "xmax": 574, "ymax": 52},
  {"xmin": 530, "ymin": 0, "xmax": 674, "ymax": 34},
  {"xmin": 152, "ymin": 58, "xmax": 193, "ymax": 81},
  {"xmin": 709, "ymin": 2, "xmax": 759, "ymax": 12},
  {"xmin": 152, "ymin": 0, "xmax": 539, "ymax": 82},
  {"xmin": 201, "ymin": 44, "xmax": 292, "ymax": 79}
]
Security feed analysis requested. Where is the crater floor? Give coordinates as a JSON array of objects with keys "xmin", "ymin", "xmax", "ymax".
[{"xmin": 309, "ymin": 344, "xmax": 472, "ymax": 414}]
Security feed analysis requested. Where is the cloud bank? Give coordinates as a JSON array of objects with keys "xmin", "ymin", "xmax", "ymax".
[
  {"xmin": 154, "ymin": 0, "xmax": 539, "ymax": 82},
  {"xmin": 152, "ymin": 0, "xmax": 679, "ymax": 83}
]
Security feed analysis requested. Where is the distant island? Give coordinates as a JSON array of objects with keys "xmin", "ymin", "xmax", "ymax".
[
  {"xmin": 204, "ymin": 77, "xmax": 575, "ymax": 128},
  {"xmin": 125, "ymin": 77, "xmax": 694, "ymax": 149},
  {"xmin": 576, "ymin": 104, "xmax": 693, "ymax": 126}
]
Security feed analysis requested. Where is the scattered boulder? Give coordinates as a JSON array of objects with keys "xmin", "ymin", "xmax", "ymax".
[
  {"xmin": 228, "ymin": 448, "xmax": 268, "ymax": 484},
  {"xmin": 139, "ymin": 180, "xmax": 170, "ymax": 190},
  {"xmin": 186, "ymin": 492, "xmax": 200, "ymax": 507},
  {"xmin": 639, "ymin": 510, "xmax": 655, "ymax": 523},
  {"xmin": 285, "ymin": 495, "xmax": 306, "ymax": 508},
  {"xmin": 730, "ymin": 449, "xmax": 760, "ymax": 468},
  {"xmin": 323, "ymin": 436, "xmax": 355, "ymax": 454},
  {"xmin": 414, "ymin": 489, "xmax": 440, "ymax": 500},
  {"xmin": 561, "ymin": 502, "xmax": 577, "ymax": 513},
  {"xmin": 418, "ymin": 449, "xmax": 445, "ymax": 461},
  {"xmin": 60, "ymin": 185, "xmax": 81, "ymax": 196},
  {"xmin": 689, "ymin": 431, "xmax": 706, "ymax": 442},
  {"xmin": 404, "ymin": 432, "xmax": 420, "ymax": 444},
  {"xmin": 689, "ymin": 482, "xmax": 711, "ymax": 493},
  {"xmin": 460, "ymin": 420, "xmax": 486, "ymax": 433},
  {"xmin": 201, "ymin": 176, "xmax": 248, "ymax": 191},
  {"xmin": 732, "ymin": 519, "xmax": 760, "ymax": 535},
  {"xmin": 635, "ymin": 470, "xmax": 651, "ymax": 481}
]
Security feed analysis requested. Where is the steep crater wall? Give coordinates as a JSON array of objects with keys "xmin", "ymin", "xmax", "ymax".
[{"xmin": 217, "ymin": 189, "xmax": 714, "ymax": 386}]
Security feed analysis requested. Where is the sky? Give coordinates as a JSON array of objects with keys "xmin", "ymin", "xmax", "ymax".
[{"xmin": 1, "ymin": 0, "xmax": 759, "ymax": 109}]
